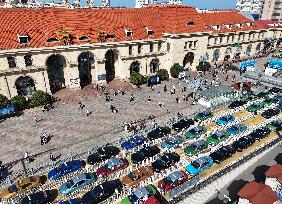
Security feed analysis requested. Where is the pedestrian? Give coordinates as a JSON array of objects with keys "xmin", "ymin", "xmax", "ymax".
[
  {"xmin": 148, "ymin": 96, "xmax": 151, "ymax": 102},
  {"xmin": 130, "ymin": 94, "xmax": 135, "ymax": 102},
  {"xmin": 185, "ymin": 95, "xmax": 189, "ymax": 101},
  {"xmin": 176, "ymin": 97, "xmax": 179, "ymax": 103},
  {"xmin": 183, "ymin": 95, "xmax": 186, "ymax": 101},
  {"xmin": 170, "ymin": 89, "xmax": 174, "ymax": 95},
  {"xmin": 86, "ymin": 109, "xmax": 91, "ymax": 116},
  {"xmin": 158, "ymin": 102, "xmax": 162, "ymax": 107},
  {"xmin": 50, "ymin": 152, "xmax": 54, "ymax": 161},
  {"xmin": 164, "ymin": 85, "xmax": 167, "ymax": 92},
  {"xmin": 173, "ymin": 88, "xmax": 176, "ymax": 94},
  {"xmin": 173, "ymin": 84, "xmax": 176, "ymax": 90},
  {"xmin": 34, "ymin": 116, "xmax": 38, "ymax": 123}
]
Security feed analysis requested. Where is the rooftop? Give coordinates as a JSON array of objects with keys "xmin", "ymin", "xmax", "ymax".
[
  {"xmin": 237, "ymin": 181, "xmax": 279, "ymax": 204},
  {"xmin": 0, "ymin": 5, "xmax": 263, "ymax": 50},
  {"xmin": 265, "ymin": 164, "xmax": 282, "ymax": 182}
]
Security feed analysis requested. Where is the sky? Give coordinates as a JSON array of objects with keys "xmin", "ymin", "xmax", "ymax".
[{"xmin": 45, "ymin": 0, "xmax": 237, "ymax": 9}]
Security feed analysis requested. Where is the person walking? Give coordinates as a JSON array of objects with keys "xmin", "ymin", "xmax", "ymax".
[
  {"xmin": 176, "ymin": 97, "xmax": 179, "ymax": 103},
  {"xmin": 148, "ymin": 96, "xmax": 151, "ymax": 102},
  {"xmin": 130, "ymin": 94, "xmax": 135, "ymax": 102},
  {"xmin": 164, "ymin": 85, "xmax": 167, "ymax": 92},
  {"xmin": 86, "ymin": 109, "xmax": 90, "ymax": 116},
  {"xmin": 34, "ymin": 116, "xmax": 38, "ymax": 123}
]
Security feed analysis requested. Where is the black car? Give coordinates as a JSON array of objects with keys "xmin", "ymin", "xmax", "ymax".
[
  {"xmin": 81, "ymin": 179, "xmax": 122, "ymax": 204},
  {"xmin": 147, "ymin": 126, "xmax": 171, "ymax": 140},
  {"xmin": 87, "ymin": 145, "xmax": 120, "ymax": 165},
  {"xmin": 256, "ymin": 92, "xmax": 269, "ymax": 99},
  {"xmin": 228, "ymin": 100, "xmax": 247, "ymax": 109},
  {"xmin": 20, "ymin": 190, "xmax": 57, "ymax": 204},
  {"xmin": 268, "ymin": 87, "xmax": 281, "ymax": 94},
  {"xmin": 152, "ymin": 152, "xmax": 180, "ymax": 172},
  {"xmin": 210, "ymin": 145, "xmax": 236, "ymax": 164},
  {"xmin": 261, "ymin": 108, "xmax": 280, "ymax": 119},
  {"xmin": 172, "ymin": 118, "xmax": 194, "ymax": 132},
  {"xmin": 232, "ymin": 136, "xmax": 255, "ymax": 152},
  {"xmin": 131, "ymin": 145, "xmax": 160, "ymax": 164},
  {"xmin": 249, "ymin": 127, "xmax": 271, "ymax": 141}
]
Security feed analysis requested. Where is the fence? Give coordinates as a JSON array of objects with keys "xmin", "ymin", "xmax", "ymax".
[{"xmin": 169, "ymin": 135, "xmax": 282, "ymax": 204}]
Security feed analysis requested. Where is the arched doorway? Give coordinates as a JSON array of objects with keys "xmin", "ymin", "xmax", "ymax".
[
  {"xmin": 246, "ymin": 44, "xmax": 252, "ymax": 56},
  {"xmin": 150, "ymin": 58, "xmax": 159, "ymax": 74},
  {"xmin": 105, "ymin": 50, "xmax": 118, "ymax": 82},
  {"xmin": 46, "ymin": 54, "xmax": 66, "ymax": 94},
  {"xmin": 15, "ymin": 76, "xmax": 36, "ymax": 97},
  {"xmin": 78, "ymin": 52, "xmax": 94, "ymax": 89},
  {"xmin": 212, "ymin": 49, "xmax": 220, "ymax": 61},
  {"xmin": 183, "ymin": 52, "xmax": 194, "ymax": 68},
  {"xmin": 130, "ymin": 61, "xmax": 140, "ymax": 75},
  {"xmin": 256, "ymin": 43, "xmax": 261, "ymax": 52},
  {"xmin": 224, "ymin": 47, "xmax": 232, "ymax": 60}
]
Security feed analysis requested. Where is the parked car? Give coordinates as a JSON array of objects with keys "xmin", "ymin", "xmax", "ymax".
[
  {"xmin": 96, "ymin": 158, "xmax": 129, "ymax": 177},
  {"xmin": 185, "ymin": 126, "xmax": 207, "ymax": 139},
  {"xmin": 266, "ymin": 119, "xmax": 282, "ymax": 131},
  {"xmin": 121, "ymin": 135, "xmax": 147, "ymax": 150},
  {"xmin": 20, "ymin": 190, "xmax": 57, "ymax": 204},
  {"xmin": 81, "ymin": 179, "xmax": 122, "ymax": 204},
  {"xmin": 247, "ymin": 102, "xmax": 264, "ymax": 112},
  {"xmin": 249, "ymin": 127, "xmax": 271, "ymax": 141},
  {"xmin": 172, "ymin": 118, "xmax": 194, "ymax": 132},
  {"xmin": 184, "ymin": 140, "xmax": 209, "ymax": 155},
  {"xmin": 0, "ymin": 176, "xmax": 41, "ymax": 199},
  {"xmin": 216, "ymin": 114, "xmax": 236, "ymax": 126},
  {"xmin": 210, "ymin": 145, "xmax": 236, "ymax": 164},
  {"xmin": 268, "ymin": 87, "xmax": 281, "ymax": 94},
  {"xmin": 87, "ymin": 145, "xmax": 120, "ymax": 165},
  {"xmin": 244, "ymin": 94, "xmax": 258, "ymax": 102},
  {"xmin": 131, "ymin": 145, "xmax": 160, "ymax": 164},
  {"xmin": 228, "ymin": 100, "xmax": 247, "ymax": 109},
  {"xmin": 262, "ymin": 98, "xmax": 279, "ymax": 106},
  {"xmin": 59, "ymin": 173, "xmax": 97, "ymax": 195},
  {"xmin": 185, "ymin": 156, "xmax": 213, "ymax": 175},
  {"xmin": 59, "ymin": 198, "xmax": 80, "ymax": 204},
  {"xmin": 147, "ymin": 126, "xmax": 171, "ymax": 140},
  {"xmin": 121, "ymin": 185, "xmax": 157, "ymax": 204},
  {"xmin": 206, "ymin": 131, "xmax": 229, "ymax": 144},
  {"xmin": 194, "ymin": 111, "xmax": 213, "ymax": 122},
  {"xmin": 147, "ymin": 75, "xmax": 160, "ymax": 87},
  {"xmin": 232, "ymin": 136, "xmax": 255, "ymax": 152},
  {"xmin": 160, "ymin": 135, "xmax": 185, "ymax": 149},
  {"xmin": 48, "ymin": 160, "xmax": 85, "ymax": 180},
  {"xmin": 256, "ymin": 91, "xmax": 269, "ymax": 99},
  {"xmin": 158, "ymin": 170, "xmax": 190, "ymax": 191},
  {"xmin": 261, "ymin": 108, "xmax": 280, "ymax": 119},
  {"xmin": 152, "ymin": 152, "xmax": 180, "ymax": 173},
  {"xmin": 227, "ymin": 124, "xmax": 247, "ymax": 135},
  {"xmin": 122, "ymin": 166, "xmax": 153, "ymax": 187}
]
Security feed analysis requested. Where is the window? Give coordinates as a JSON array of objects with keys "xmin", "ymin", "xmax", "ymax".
[
  {"xmin": 158, "ymin": 42, "xmax": 162, "ymax": 51},
  {"xmin": 125, "ymin": 29, "xmax": 133, "ymax": 37},
  {"xmin": 194, "ymin": 41, "xmax": 198, "ymax": 48},
  {"xmin": 214, "ymin": 38, "xmax": 218, "ymax": 45},
  {"xmin": 146, "ymin": 28, "xmax": 154, "ymax": 36},
  {"xmin": 79, "ymin": 36, "xmax": 90, "ymax": 41},
  {"xmin": 129, "ymin": 45, "xmax": 133, "ymax": 55},
  {"xmin": 138, "ymin": 44, "xmax": 142, "ymax": 54},
  {"xmin": 184, "ymin": 42, "xmax": 188, "ymax": 49},
  {"xmin": 219, "ymin": 37, "xmax": 223, "ymax": 44},
  {"xmin": 189, "ymin": 41, "xmax": 193, "ymax": 48},
  {"xmin": 272, "ymin": 13, "xmax": 280, "ymax": 17},
  {"xmin": 7, "ymin": 57, "xmax": 16, "ymax": 68},
  {"xmin": 187, "ymin": 21, "xmax": 195, "ymax": 26},
  {"xmin": 167, "ymin": 43, "xmax": 170, "ymax": 52},
  {"xmin": 18, "ymin": 35, "xmax": 29, "ymax": 44},
  {"xmin": 149, "ymin": 43, "xmax": 153, "ymax": 52},
  {"xmin": 24, "ymin": 55, "xmax": 32, "ymax": 67},
  {"xmin": 47, "ymin": 38, "xmax": 59, "ymax": 42}
]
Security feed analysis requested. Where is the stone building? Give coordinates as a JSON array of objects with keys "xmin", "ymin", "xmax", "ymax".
[{"xmin": 0, "ymin": 5, "xmax": 281, "ymax": 98}]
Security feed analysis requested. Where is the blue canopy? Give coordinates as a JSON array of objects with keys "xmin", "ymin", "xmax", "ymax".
[
  {"xmin": 240, "ymin": 60, "xmax": 256, "ymax": 69},
  {"xmin": 268, "ymin": 59, "xmax": 282, "ymax": 69}
]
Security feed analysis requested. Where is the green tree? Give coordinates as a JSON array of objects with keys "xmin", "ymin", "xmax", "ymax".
[
  {"xmin": 28, "ymin": 90, "xmax": 51, "ymax": 108},
  {"xmin": 0, "ymin": 94, "xmax": 9, "ymax": 108},
  {"xmin": 157, "ymin": 69, "xmax": 169, "ymax": 81},
  {"xmin": 170, "ymin": 63, "xmax": 183, "ymax": 78},
  {"xmin": 11, "ymin": 95, "xmax": 28, "ymax": 111},
  {"xmin": 129, "ymin": 72, "xmax": 147, "ymax": 86},
  {"xmin": 196, "ymin": 61, "xmax": 211, "ymax": 72}
]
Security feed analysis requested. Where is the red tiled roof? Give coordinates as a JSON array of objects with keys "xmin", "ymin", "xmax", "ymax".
[
  {"xmin": 265, "ymin": 164, "xmax": 282, "ymax": 182},
  {"xmin": 255, "ymin": 20, "xmax": 282, "ymax": 29},
  {"xmin": 0, "ymin": 5, "xmax": 263, "ymax": 50},
  {"xmin": 238, "ymin": 181, "xmax": 279, "ymax": 204}
]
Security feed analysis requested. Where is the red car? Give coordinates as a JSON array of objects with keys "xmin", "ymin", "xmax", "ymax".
[
  {"xmin": 143, "ymin": 196, "xmax": 160, "ymax": 204},
  {"xmin": 96, "ymin": 158, "xmax": 129, "ymax": 177},
  {"xmin": 158, "ymin": 170, "xmax": 189, "ymax": 191}
]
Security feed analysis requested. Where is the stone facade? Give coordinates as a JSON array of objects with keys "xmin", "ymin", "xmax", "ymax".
[{"xmin": 0, "ymin": 26, "xmax": 282, "ymax": 99}]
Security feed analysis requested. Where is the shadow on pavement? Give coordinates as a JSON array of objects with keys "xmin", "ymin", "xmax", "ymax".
[
  {"xmin": 227, "ymin": 179, "xmax": 248, "ymax": 202},
  {"xmin": 205, "ymin": 197, "xmax": 225, "ymax": 204},
  {"xmin": 252, "ymin": 165, "xmax": 270, "ymax": 183},
  {"xmin": 275, "ymin": 153, "xmax": 282, "ymax": 165},
  {"xmin": 40, "ymin": 175, "xmax": 48, "ymax": 185}
]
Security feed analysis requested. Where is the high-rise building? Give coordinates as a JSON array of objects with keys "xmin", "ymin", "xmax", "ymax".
[
  {"xmin": 236, "ymin": 0, "xmax": 265, "ymax": 13},
  {"xmin": 261, "ymin": 0, "xmax": 282, "ymax": 21},
  {"xmin": 135, "ymin": 0, "xmax": 181, "ymax": 8}
]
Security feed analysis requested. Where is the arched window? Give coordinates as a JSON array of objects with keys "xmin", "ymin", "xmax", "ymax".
[
  {"xmin": 15, "ymin": 76, "xmax": 36, "ymax": 96},
  {"xmin": 150, "ymin": 58, "xmax": 159, "ymax": 74},
  {"xmin": 130, "ymin": 61, "xmax": 140, "ymax": 75},
  {"xmin": 212, "ymin": 49, "xmax": 220, "ymax": 62},
  {"xmin": 7, "ymin": 57, "xmax": 16, "ymax": 68}
]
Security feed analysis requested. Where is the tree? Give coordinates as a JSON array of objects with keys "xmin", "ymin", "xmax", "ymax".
[
  {"xmin": 129, "ymin": 72, "xmax": 147, "ymax": 86},
  {"xmin": 196, "ymin": 61, "xmax": 211, "ymax": 72},
  {"xmin": 170, "ymin": 63, "xmax": 183, "ymax": 78},
  {"xmin": 157, "ymin": 69, "xmax": 169, "ymax": 81},
  {"xmin": 28, "ymin": 90, "xmax": 51, "ymax": 108},
  {"xmin": 0, "ymin": 94, "xmax": 9, "ymax": 108},
  {"xmin": 11, "ymin": 95, "xmax": 28, "ymax": 111}
]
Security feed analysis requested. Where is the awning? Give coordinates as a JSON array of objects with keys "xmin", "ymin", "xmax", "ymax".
[{"xmin": 231, "ymin": 43, "xmax": 241, "ymax": 47}]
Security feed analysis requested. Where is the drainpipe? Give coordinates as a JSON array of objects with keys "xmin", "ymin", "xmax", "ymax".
[{"xmin": 4, "ymin": 75, "xmax": 11, "ymax": 99}]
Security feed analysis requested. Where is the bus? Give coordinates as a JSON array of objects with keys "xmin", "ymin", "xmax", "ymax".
[{"xmin": 0, "ymin": 105, "xmax": 19, "ymax": 120}]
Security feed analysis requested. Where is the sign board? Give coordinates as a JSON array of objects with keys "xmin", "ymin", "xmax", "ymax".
[
  {"xmin": 98, "ymin": 74, "xmax": 106, "ymax": 81},
  {"xmin": 70, "ymin": 78, "xmax": 80, "ymax": 85}
]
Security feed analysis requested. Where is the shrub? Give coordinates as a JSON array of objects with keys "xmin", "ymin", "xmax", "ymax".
[
  {"xmin": 196, "ymin": 61, "xmax": 211, "ymax": 72},
  {"xmin": 11, "ymin": 95, "xmax": 28, "ymax": 111},
  {"xmin": 28, "ymin": 90, "xmax": 51, "ymax": 108},
  {"xmin": 0, "ymin": 94, "xmax": 9, "ymax": 108},
  {"xmin": 170, "ymin": 63, "xmax": 183, "ymax": 78},
  {"xmin": 129, "ymin": 72, "xmax": 147, "ymax": 86},
  {"xmin": 157, "ymin": 69, "xmax": 169, "ymax": 81}
]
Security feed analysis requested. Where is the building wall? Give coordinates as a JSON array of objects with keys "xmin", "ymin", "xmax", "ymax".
[
  {"xmin": 0, "ymin": 28, "xmax": 281, "ymax": 98},
  {"xmin": 236, "ymin": 0, "xmax": 265, "ymax": 13},
  {"xmin": 262, "ymin": 0, "xmax": 282, "ymax": 21},
  {"xmin": 265, "ymin": 177, "xmax": 282, "ymax": 192}
]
